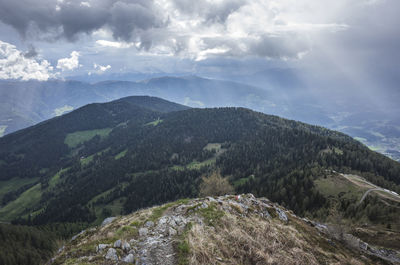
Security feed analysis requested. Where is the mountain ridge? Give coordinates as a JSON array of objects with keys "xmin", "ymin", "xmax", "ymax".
[
  {"xmin": 2, "ymin": 76, "xmax": 399, "ymax": 162},
  {"xmin": 52, "ymin": 194, "xmax": 400, "ymax": 265}
]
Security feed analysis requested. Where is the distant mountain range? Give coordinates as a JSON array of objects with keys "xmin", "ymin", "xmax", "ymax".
[{"xmin": 1, "ymin": 76, "xmax": 399, "ymax": 161}]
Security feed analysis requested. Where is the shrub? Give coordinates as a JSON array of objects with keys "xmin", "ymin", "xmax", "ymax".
[{"xmin": 199, "ymin": 172, "xmax": 234, "ymax": 197}]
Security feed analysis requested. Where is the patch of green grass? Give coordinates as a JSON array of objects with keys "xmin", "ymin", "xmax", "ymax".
[
  {"xmin": 177, "ymin": 240, "xmax": 190, "ymax": 265},
  {"xmin": 172, "ymin": 157, "xmax": 216, "ymax": 171},
  {"xmin": 48, "ymin": 168, "xmax": 69, "ymax": 189},
  {"xmin": 0, "ymin": 183, "xmax": 42, "ymax": 221},
  {"xmin": 314, "ymin": 175, "xmax": 365, "ymax": 201},
  {"xmin": 145, "ymin": 119, "xmax": 163, "ymax": 126},
  {"xmin": 64, "ymin": 128, "xmax": 112, "ymax": 148},
  {"xmin": 130, "ymin": 220, "xmax": 144, "ymax": 227},
  {"xmin": 233, "ymin": 177, "xmax": 249, "ymax": 188},
  {"xmin": 93, "ymin": 198, "xmax": 125, "ymax": 224},
  {"xmin": 148, "ymin": 203, "xmax": 174, "ymax": 222},
  {"xmin": 333, "ymin": 147, "xmax": 343, "ymax": 155},
  {"xmin": 203, "ymin": 143, "xmax": 222, "ymax": 151},
  {"xmin": 80, "ymin": 155, "xmax": 94, "ymax": 166},
  {"xmin": 115, "ymin": 225, "xmax": 138, "ymax": 239},
  {"xmin": 0, "ymin": 177, "xmax": 39, "ymax": 201},
  {"xmin": 80, "ymin": 148, "xmax": 110, "ymax": 166},
  {"xmin": 198, "ymin": 203, "xmax": 224, "ymax": 226},
  {"xmin": 115, "ymin": 149, "xmax": 128, "ymax": 160},
  {"xmin": 88, "ymin": 186, "xmax": 118, "ymax": 205},
  {"xmin": 233, "ymin": 175, "xmax": 255, "ymax": 188},
  {"xmin": 148, "ymin": 199, "xmax": 191, "ymax": 222},
  {"xmin": 177, "ymin": 222, "xmax": 193, "ymax": 265},
  {"xmin": 28, "ymin": 207, "xmax": 45, "ymax": 218}
]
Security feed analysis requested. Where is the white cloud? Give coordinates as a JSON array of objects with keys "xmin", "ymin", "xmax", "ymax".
[
  {"xmin": 80, "ymin": 2, "xmax": 91, "ymax": 8},
  {"xmin": 96, "ymin": 40, "xmax": 134, "ymax": 49},
  {"xmin": 56, "ymin": 51, "xmax": 80, "ymax": 71},
  {"xmin": 94, "ymin": 63, "xmax": 111, "ymax": 72},
  {"xmin": 0, "ymin": 40, "xmax": 54, "ymax": 81}
]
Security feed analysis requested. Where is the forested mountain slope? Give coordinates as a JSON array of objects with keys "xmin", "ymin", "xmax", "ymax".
[{"xmin": 0, "ymin": 96, "xmax": 399, "ymax": 255}]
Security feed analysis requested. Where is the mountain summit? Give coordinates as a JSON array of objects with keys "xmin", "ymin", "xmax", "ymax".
[{"xmin": 52, "ymin": 194, "xmax": 399, "ymax": 264}]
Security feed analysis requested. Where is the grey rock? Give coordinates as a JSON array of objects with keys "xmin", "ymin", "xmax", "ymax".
[
  {"xmin": 96, "ymin": 244, "xmax": 109, "ymax": 253},
  {"xmin": 101, "ymin": 217, "xmax": 116, "ymax": 226},
  {"xmin": 207, "ymin": 197, "xmax": 217, "ymax": 202},
  {"xmin": 201, "ymin": 202, "xmax": 209, "ymax": 209},
  {"xmin": 168, "ymin": 218, "xmax": 177, "ymax": 227},
  {"xmin": 247, "ymin": 193, "xmax": 256, "ymax": 200},
  {"xmin": 314, "ymin": 222, "xmax": 328, "ymax": 232},
  {"xmin": 262, "ymin": 210, "xmax": 271, "ymax": 219},
  {"xmin": 129, "ymin": 239, "xmax": 138, "ymax": 245},
  {"xmin": 172, "ymin": 215, "xmax": 186, "ymax": 227},
  {"xmin": 122, "ymin": 253, "xmax": 135, "ymax": 263},
  {"xmin": 57, "ymin": 246, "xmax": 65, "ymax": 253},
  {"xmin": 302, "ymin": 218, "xmax": 313, "ymax": 226},
  {"xmin": 360, "ymin": 241, "xmax": 369, "ymax": 251},
  {"xmin": 70, "ymin": 230, "xmax": 85, "ymax": 241},
  {"xmin": 216, "ymin": 198, "xmax": 224, "ymax": 204},
  {"xmin": 122, "ymin": 241, "xmax": 131, "ymax": 252},
  {"xmin": 139, "ymin": 227, "xmax": 148, "ymax": 237},
  {"xmin": 275, "ymin": 208, "xmax": 288, "ymax": 223},
  {"xmin": 114, "ymin": 239, "xmax": 122, "ymax": 248},
  {"xmin": 158, "ymin": 216, "xmax": 169, "ymax": 225},
  {"xmin": 105, "ymin": 248, "xmax": 118, "ymax": 261},
  {"xmin": 145, "ymin": 221, "xmax": 154, "ymax": 227},
  {"xmin": 168, "ymin": 227, "xmax": 177, "ymax": 236}
]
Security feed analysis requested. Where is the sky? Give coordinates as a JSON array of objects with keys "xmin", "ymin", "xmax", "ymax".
[{"xmin": 0, "ymin": 0, "xmax": 399, "ymax": 108}]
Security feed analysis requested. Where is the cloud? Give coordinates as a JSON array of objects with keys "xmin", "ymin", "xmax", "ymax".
[
  {"xmin": 0, "ymin": 40, "xmax": 54, "ymax": 81},
  {"xmin": 0, "ymin": 0, "xmax": 392, "ymax": 65},
  {"xmin": 56, "ymin": 51, "xmax": 80, "ymax": 71},
  {"xmin": 23, "ymin": 44, "xmax": 38, "ymax": 58},
  {"xmin": 94, "ymin": 63, "xmax": 111, "ymax": 72},
  {"xmin": 0, "ymin": 0, "xmax": 166, "ymax": 41},
  {"xmin": 0, "ymin": 0, "xmax": 352, "ymax": 60},
  {"xmin": 96, "ymin": 39, "xmax": 134, "ymax": 49}
]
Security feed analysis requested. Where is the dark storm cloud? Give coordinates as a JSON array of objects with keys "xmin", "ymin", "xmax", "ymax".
[
  {"xmin": 0, "ymin": 0, "xmax": 166, "ymax": 41},
  {"xmin": 109, "ymin": 1, "xmax": 165, "ymax": 42},
  {"xmin": 23, "ymin": 45, "xmax": 38, "ymax": 58}
]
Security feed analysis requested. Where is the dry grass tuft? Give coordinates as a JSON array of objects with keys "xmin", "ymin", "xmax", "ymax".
[{"xmin": 187, "ymin": 212, "xmax": 319, "ymax": 265}]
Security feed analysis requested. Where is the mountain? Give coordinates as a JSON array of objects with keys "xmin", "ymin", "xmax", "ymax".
[
  {"xmin": 0, "ymin": 77, "xmax": 273, "ymax": 136},
  {"xmin": 1, "ymin": 76, "xmax": 399, "ymax": 162},
  {"xmin": 51, "ymin": 194, "xmax": 399, "ymax": 265},
  {"xmin": 1, "ymin": 95, "xmax": 400, "ymax": 257}
]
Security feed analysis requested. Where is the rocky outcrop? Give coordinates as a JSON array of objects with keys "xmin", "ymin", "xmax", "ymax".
[
  {"xmin": 51, "ymin": 194, "xmax": 397, "ymax": 265},
  {"xmin": 101, "ymin": 217, "xmax": 116, "ymax": 227},
  {"xmin": 105, "ymin": 248, "xmax": 118, "ymax": 261}
]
